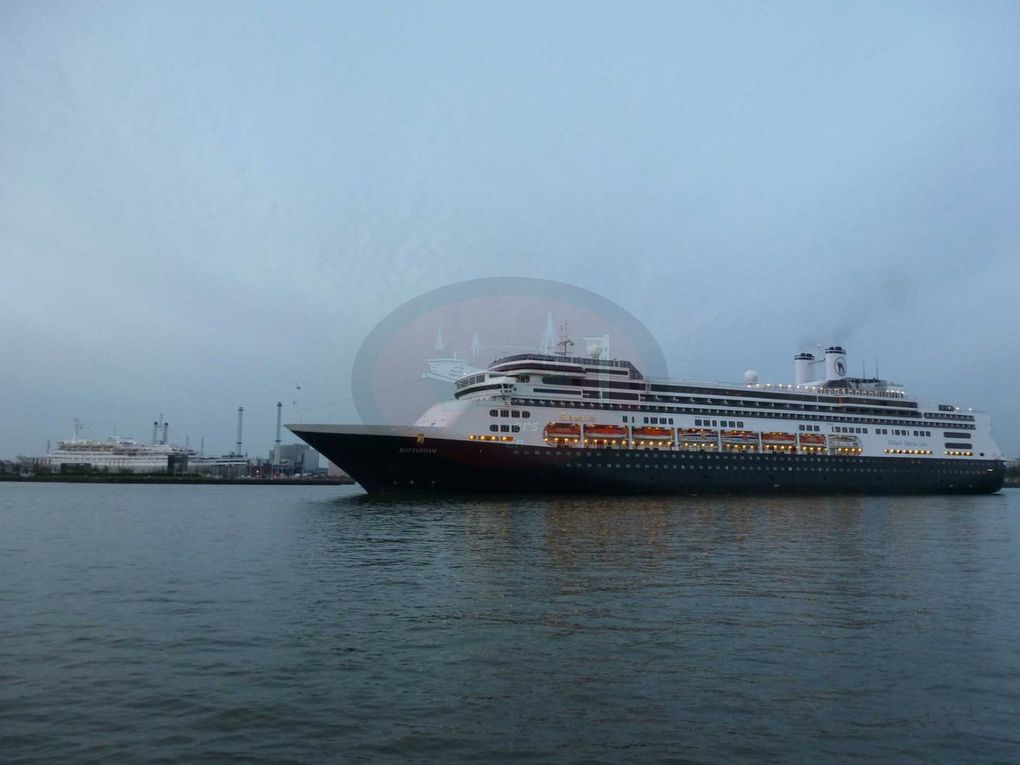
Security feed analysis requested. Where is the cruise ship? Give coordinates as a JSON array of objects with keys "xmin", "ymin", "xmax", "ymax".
[
  {"xmin": 43, "ymin": 437, "xmax": 187, "ymax": 473},
  {"xmin": 289, "ymin": 345, "xmax": 1005, "ymax": 494}
]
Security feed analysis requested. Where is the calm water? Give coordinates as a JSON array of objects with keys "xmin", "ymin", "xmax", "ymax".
[{"xmin": 2, "ymin": 484, "xmax": 1019, "ymax": 763}]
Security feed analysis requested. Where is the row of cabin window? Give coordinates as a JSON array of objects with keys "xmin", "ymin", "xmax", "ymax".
[
  {"xmin": 559, "ymin": 462, "xmax": 982, "ymax": 475},
  {"xmin": 874, "ymin": 428, "xmax": 933, "ymax": 436},
  {"xmin": 695, "ymin": 419, "xmax": 744, "ymax": 428},
  {"xmin": 512, "ymin": 398, "xmax": 974, "ymax": 431},
  {"xmin": 583, "ymin": 389, "xmax": 975, "ymax": 422},
  {"xmin": 798, "ymin": 425, "xmax": 822, "ymax": 432},
  {"xmin": 622, "ymin": 416, "xmax": 677, "ymax": 425},
  {"xmin": 595, "ymin": 391, "xmax": 915, "ymax": 419},
  {"xmin": 488, "ymin": 409, "xmax": 532, "ymax": 419},
  {"xmin": 489, "ymin": 424, "xmax": 522, "ymax": 433}
]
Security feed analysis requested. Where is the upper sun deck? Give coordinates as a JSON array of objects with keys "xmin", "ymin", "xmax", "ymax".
[
  {"xmin": 486, "ymin": 353, "xmax": 910, "ymax": 402},
  {"xmin": 488, "ymin": 353, "xmax": 644, "ymax": 379}
]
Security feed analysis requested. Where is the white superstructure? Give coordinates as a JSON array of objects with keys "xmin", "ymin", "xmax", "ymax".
[
  {"xmin": 43, "ymin": 437, "xmax": 187, "ymax": 473},
  {"xmin": 412, "ymin": 345, "xmax": 1002, "ymax": 462}
]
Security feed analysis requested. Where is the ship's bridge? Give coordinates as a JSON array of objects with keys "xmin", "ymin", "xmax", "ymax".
[{"xmin": 453, "ymin": 373, "xmax": 517, "ymax": 400}]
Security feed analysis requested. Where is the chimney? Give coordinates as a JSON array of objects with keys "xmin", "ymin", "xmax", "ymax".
[
  {"xmin": 794, "ymin": 353, "xmax": 815, "ymax": 385},
  {"xmin": 825, "ymin": 346, "xmax": 848, "ymax": 384},
  {"xmin": 236, "ymin": 407, "xmax": 244, "ymax": 456},
  {"xmin": 274, "ymin": 402, "xmax": 282, "ymax": 468},
  {"xmin": 162, "ymin": 422, "xmax": 169, "ymax": 445}
]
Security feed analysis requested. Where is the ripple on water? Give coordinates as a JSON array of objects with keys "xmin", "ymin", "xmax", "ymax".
[{"xmin": 1, "ymin": 484, "xmax": 1019, "ymax": 763}]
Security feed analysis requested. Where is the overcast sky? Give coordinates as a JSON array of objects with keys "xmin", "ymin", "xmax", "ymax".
[{"xmin": 2, "ymin": 0, "xmax": 1018, "ymax": 458}]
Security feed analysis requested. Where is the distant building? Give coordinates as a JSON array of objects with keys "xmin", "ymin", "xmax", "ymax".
[
  {"xmin": 188, "ymin": 455, "xmax": 250, "ymax": 478},
  {"xmin": 270, "ymin": 443, "xmax": 320, "ymax": 474}
]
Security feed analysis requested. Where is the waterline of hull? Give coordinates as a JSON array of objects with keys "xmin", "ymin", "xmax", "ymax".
[{"xmin": 290, "ymin": 427, "xmax": 1004, "ymax": 496}]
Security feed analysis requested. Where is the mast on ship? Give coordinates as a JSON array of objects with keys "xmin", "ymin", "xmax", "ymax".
[{"xmin": 555, "ymin": 322, "xmax": 574, "ymax": 356}]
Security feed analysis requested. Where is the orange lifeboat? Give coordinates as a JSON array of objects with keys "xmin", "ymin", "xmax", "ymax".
[
  {"xmin": 798, "ymin": 433, "xmax": 825, "ymax": 446},
  {"xmin": 584, "ymin": 424, "xmax": 628, "ymax": 437},
  {"xmin": 761, "ymin": 431, "xmax": 796, "ymax": 443},
  {"xmin": 583, "ymin": 423, "xmax": 628, "ymax": 446},
  {"xmin": 544, "ymin": 422, "xmax": 581, "ymax": 437},
  {"xmin": 544, "ymin": 421, "xmax": 581, "ymax": 446}
]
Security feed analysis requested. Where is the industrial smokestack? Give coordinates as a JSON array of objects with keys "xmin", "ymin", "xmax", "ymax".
[
  {"xmin": 236, "ymin": 407, "xmax": 244, "ymax": 456},
  {"xmin": 274, "ymin": 402, "xmax": 282, "ymax": 468}
]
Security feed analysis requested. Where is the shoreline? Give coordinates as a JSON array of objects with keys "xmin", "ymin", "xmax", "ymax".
[
  {"xmin": 3, "ymin": 474, "xmax": 1016, "ymax": 488},
  {"xmin": 0, "ymin": 475, "xmax": 353, "ymax": 486}
]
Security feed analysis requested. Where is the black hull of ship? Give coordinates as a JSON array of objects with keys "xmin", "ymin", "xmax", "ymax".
[{"xmin": 291, "ymin": 428, "xmax": 1005, "ymax": 496}]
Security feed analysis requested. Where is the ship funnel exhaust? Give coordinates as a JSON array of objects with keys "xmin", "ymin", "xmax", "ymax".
[
  {"xmin": 794, "ymin": 353, "xmax": 815, "ymax": 385},
  {"xmin": 162, "ymin": 422, "xmax": 169, "ymax": 445},
  {"xmin": 236, "ymin": 407, "xmax": 244, "ymax": 456},
  {"xmin": 152, "ymin": 420, "xmax": 159, "ymax": 444},
  {"xmin": 825, "ymin": 346, "xmax": 848, "ymax": 383}
]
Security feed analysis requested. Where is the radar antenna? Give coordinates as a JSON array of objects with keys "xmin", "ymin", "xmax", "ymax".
[{"xmin": 555, "ymin": 322, "xmax": 574, "ymax": 356}]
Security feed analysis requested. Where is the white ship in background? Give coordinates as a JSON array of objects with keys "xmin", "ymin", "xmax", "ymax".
[
  {"xmin": 421, "ymin": 317, "xmax": 605, "ymax": 386},
  {"xmin": 422, "ymin": 326, "xmax": 484, "ymax": 384},
  {"xmin": 43, "ymin": 418, "xmax": 187, "ymax": 473}
]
